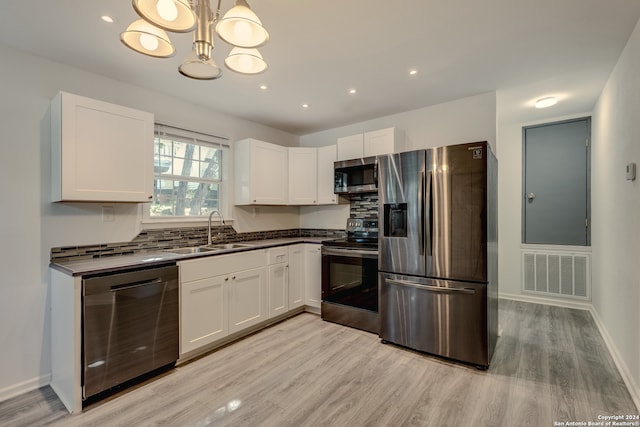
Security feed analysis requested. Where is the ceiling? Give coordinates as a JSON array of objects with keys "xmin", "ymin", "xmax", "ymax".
[{"xmin": 1, "ymin": 1, "xmax": 640, "ymax": 135}]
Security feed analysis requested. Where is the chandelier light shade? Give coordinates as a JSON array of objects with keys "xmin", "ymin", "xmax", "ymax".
[
  {"xmin": 179, "ymin": 51, "xmax": 223, "ymax": 79},
  {"xmin": 215, "ymin": 0, "xmax": 269, "ymax": 48},
  {"xmin": 224, "ymin": 47, "xmax": 267, "ymax": 74},
  {"xmin": 121, "ymin": 19, "xmax": 176, "ymax": 58},
  {"xmin": 122, "ymin": 0, "xmax": 269, "ymax": 80},
  {"xmin": 132, "ymin": 0, "xmax": 197, "ymax": 32}
]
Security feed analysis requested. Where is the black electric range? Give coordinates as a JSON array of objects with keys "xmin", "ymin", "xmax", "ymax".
[{"xmin": 320, "ymin": 218, "xmax": 379, "ymax": 334}]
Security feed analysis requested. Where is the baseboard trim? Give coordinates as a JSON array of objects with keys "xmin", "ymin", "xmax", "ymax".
[
  {"xmin": 589, "ymin": 307, "xmax": 640, "ymax": 412},
  {"xmin": 0, "ymin": 373, "xmax": 51, "ymax": 403},
  {"xmin": 499, "ymin": 292, "xmax": 592, "ymax": 311}
]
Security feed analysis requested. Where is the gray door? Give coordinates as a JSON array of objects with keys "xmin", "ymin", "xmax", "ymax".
[{"xmin": 523, "ymin": 118, "xmax": 590, "ymax": 246}]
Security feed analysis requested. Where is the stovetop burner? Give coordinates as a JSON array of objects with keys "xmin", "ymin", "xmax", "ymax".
[{"xmin": 323, "ymin": 217, "xmax": 379, "ymax": 249}]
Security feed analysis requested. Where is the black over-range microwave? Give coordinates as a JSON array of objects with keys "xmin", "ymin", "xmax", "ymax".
[{"xmin": 334, "ymin": 156, "xmax": 377, "ymax": 194}]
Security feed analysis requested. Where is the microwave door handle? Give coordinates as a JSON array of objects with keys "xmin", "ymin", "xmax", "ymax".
[{"xmin": 418, "ymin": 171, "xmax": 425, "ymax": 256}]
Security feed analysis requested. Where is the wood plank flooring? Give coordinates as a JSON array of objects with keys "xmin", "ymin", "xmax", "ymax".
[{"xmin": 1, "ymin": 299, "xmax": 637, "ymax": 426}]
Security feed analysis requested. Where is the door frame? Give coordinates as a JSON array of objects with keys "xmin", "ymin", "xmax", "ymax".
[{"xmin": 521, "ymin": 116, "xmax": 591, "ymax": 246}]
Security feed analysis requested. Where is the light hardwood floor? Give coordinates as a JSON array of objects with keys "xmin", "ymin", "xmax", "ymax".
[{"xmin": 1, "ymin": 299, "xmax": 638, "ymax": 426}]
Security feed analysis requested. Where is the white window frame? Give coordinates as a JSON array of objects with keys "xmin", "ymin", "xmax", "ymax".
[{"xmin": 142, "ymin": 124, "xmax": 231, "ymax": 226}]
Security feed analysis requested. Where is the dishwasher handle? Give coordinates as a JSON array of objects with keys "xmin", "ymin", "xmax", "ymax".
[
  {"xmin": 110, "ymin": 278, "xmax": 163, "ymax": 292},
  {"xmin": 386, "ymin": 278, "xmax": 476, "ymax": 295}
]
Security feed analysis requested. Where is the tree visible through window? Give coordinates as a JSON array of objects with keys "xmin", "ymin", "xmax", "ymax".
[{"xmin": 151, "ymin": 125, "xmax": 229, "ymax": 218}]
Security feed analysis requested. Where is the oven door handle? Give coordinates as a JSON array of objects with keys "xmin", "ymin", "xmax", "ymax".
[{"xmin": 321, "ymin": 247, "xmax": 378, "ymax": 258}]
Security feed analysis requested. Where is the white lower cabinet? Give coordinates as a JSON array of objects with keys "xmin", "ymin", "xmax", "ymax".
[
  {"xmin": 179, "ymin": 250, "xmax": 267, "ymax": 356},
  {"xmin": 267, "ymin": 247, "xmax": 289, "ymax": 318},
  {"xmin": 228, "ymin": 267, "xmax": 268, "ymax": 334},
  {"xmin": 288, "ymin": 244, "xmax": 305, "ymax": 309},
  {"xmin": 181, "ymin": 275, "xmax": 228, "ymax": 354},
  {"xmin": 304, "ymin": 244, "xmax": 322, "ymax": 309}
]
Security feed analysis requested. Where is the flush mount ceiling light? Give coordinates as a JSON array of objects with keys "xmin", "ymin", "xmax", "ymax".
[
  {"xmin": 121, "ymin": 0, "xmax": 270, "ymax": 79},
  {"xmin": 535, "ymin": 96, "xmax": 558, "ymax": 109}
]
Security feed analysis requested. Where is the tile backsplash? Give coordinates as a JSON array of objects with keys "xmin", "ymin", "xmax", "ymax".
[
  {"xmin": 50, "ymin": 226, "xmax": 345, "ymax": 263},
  {"xmin": 349, "ymin": 193, "xmax": 379, "ymax": 218}
]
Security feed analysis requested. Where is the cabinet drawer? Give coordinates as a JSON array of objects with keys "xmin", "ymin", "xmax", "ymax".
[
  {"xmin": 268, "ymin": 247, "xmax": 289, "ymax": 264},
  {"xmin": 179, "ymin": 250, "xmax": 267, "ymax": 283}
]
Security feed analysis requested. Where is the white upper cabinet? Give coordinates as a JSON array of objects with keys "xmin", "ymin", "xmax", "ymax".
[
  {"xmin": 317, "ymin": 145, "xmax": 337, "ymax": 204},
  {"xmin": 336, "ymin": 127, "xmax": 399, "ymax": 161},
  {"xmin": 234, "ymin": 138, "xmax": 288, "ymax": 205},
  {"xmin": 50, "ymin": 91, "xmax": 154, "ymax": 202},
  {"xmin": 363, "ymin": 127, "xmax": 397, "ymax": 157},
  {"xmin": 288, "ymin": 147, "xmax": 318, "ymax": 205},
  {"xmin": 336, "ymin": 134, "xmax": 364, "ymax": 161}
]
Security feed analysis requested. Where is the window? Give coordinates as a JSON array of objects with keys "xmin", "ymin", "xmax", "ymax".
[{"xmin": 151, "ymin": 124, "xmax": 229, "ymax": 219}]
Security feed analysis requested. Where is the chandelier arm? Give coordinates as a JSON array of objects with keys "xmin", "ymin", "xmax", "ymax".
[{"xmin": 213, "ymin": 0, "xmax": 223, "ymax": 23}]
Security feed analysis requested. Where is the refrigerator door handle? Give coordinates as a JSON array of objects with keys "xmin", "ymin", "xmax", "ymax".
[
  {"xmin": 418, "ymin": 171, "xmax": 425, "ymax": 255},
  {"xmin": 426, "ymin": 171, "xmax": 433, "ymax": 256},
  {"xmin": 386, "ymin": 278, "xmax": 476, "ymax": 295}
]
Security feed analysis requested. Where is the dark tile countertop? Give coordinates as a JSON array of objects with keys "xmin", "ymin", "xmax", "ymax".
[{"xmin": 50, "ymin": 237, "xmax": 332, "ymax": 277}]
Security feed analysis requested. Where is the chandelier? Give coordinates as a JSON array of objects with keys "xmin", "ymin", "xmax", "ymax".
[{"xmin": 120, "ymin": 0, "xmax": 269, "ymax": 80}]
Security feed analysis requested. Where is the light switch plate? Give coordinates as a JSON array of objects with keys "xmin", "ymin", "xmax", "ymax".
[
  {"xmin": 102, "ymin": 206, "xmax": 115, "ymax": 222},
  {"xmin": 626, "ymin": 163, "xmax": 636, "ymax": 181}
]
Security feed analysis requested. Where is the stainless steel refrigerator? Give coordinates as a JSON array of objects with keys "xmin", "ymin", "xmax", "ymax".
[{"xmin": 377, "ymin": 141, "xmax": 498, "ymax": 368}]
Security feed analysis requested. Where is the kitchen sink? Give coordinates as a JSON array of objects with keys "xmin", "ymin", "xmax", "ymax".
[
  {"xmin": 162, "ymin": 246, "xmax": 218, "ymax": 255},
  {"xmin": 162, "ymin": 243, "xmax": 253, "ymax": 255},
  {"xmin": 204, "ymin": 243, "xmax": 253, "ymax": 250}
]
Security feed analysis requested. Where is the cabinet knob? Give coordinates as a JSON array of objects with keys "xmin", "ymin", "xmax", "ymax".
[
  {"xmin": 232, "ymin": 276, "xmax": 236, "ymax": 280},
  {"xmin": 225, "ymin": 277, "xmax": 229, "ymax": 282},
  {"xmin": 148, "ymin": 195, "xmax": 153, "ymax": 200},
  {"xmin": 253, "ymin": 199, "xmax": 257, "ymax": 203}
]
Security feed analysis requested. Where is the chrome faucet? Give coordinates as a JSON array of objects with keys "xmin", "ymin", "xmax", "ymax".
[{"xmin": 208, "ymin": 210, "xmax": 225, "ymax": 245}]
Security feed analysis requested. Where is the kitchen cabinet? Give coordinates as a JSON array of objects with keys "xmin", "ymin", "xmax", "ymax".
[
  {"xmin": 336, "ymin": 127, "xmax": 399, "ymax": 161},
  {"xmin": 50, "ymin": 91, "xmax": 154, "ymax": 202},
  {"xmin": 288, "ymin": 147, "xmax": 318, "ymax": 205},
  {"xmin": 304, "ymin": 244, "xmax": 322, "ymax": 309},
  {"xmin": 178, "ymin": 250, "xmax": 267, "ymax": 355},
  {"xmin": 180, "ymin": 274, "xmax": 227, "ymax": 354},
  {"xmin": 288, "ymin": 244, "xmax": 305, "ymax": 309},
  {"xmin": 267, "ymin": 247, "xmax": 289, "ymax": 318},
  {"xmin": 317, "ymin": 145, "xmax": 338, "ymax": 204},
  {"xmin": 363, "ymin": 127, "xmax": 397, "ymax": 157},
  {"xmin": 235, "ymin": 138, "xmax": 288, "ymax": 205},
  {"xmin": 228, "ymin": 267, "xmax": 268, "ymax": 334},
  {"xmin": 337, "ymin": 134, "xmax": 364, "ymax": 161}
]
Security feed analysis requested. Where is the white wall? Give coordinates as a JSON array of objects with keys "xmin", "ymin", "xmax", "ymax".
[
  {"xmin": 0, "ymin": 44, "xmax": 300, "ymax": 400},
  {"xmin": 591, "ymin": 18, "xmax": 640, "ymax": 407},
  {"xmin": 298, "ymin": 92, "xmax": 497, "ymax": 229},
  {"xmin": 495, "ymin": 111, "xmax": 591, "ymax": 297}
]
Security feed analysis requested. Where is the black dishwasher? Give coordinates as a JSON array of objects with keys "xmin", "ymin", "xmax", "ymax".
[{"xmin": 82, "ymin": 264, "xmax": 179, "ymax": 401}]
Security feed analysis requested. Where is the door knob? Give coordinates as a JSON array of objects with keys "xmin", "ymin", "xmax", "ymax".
[{"xmin": 527, "ymin": 192, "xmax": 536, "ymax": 201}]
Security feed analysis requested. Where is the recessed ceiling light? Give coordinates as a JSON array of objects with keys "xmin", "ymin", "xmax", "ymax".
[
  {"xmin": 349, "ymin": 88, "xmax": 357, "ymax": 94},
  {"xmin": 260, "ymin": 85, "xmax": 268, "ymax": 90},
  {"xmin": 101, "ymin": 15, "xmax": 115, "ymax": 23},
  {"xmin": 409, "ymin": 69, "xmax": 418, "ymax": 76},
  {"xmin": 535, "ymin": 96, "xmax": 557, "ymax": 108},
  {"xmin": 302, "ymin": 103, "xmax": 310, "ymax": 109}
]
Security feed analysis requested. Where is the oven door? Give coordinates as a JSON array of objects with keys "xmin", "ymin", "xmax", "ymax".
[{"xmin": 321, "ymin": 246, "xmax": 379, "ymax": 312}]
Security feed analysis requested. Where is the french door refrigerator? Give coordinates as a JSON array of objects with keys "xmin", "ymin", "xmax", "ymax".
[{"xmin": 377, "ymin": 141, "xmax": 498, "ymax": 368}]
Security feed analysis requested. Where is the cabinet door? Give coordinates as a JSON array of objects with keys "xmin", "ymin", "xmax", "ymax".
[
  {"xmin": 251, "ymin": 140, "xmax": 288, "ymax": 204},
  {"xmin": 180, "ymin": 275, "xmax": 228, "ymax": 355},
  {"xmin": 268, "ymin": 263, "xmax": 289, "ymax": 318},
  {"xmin": 51, "ymin": 91, "xmax": 154, "ymax": 202},
  {"xmin": 288, "ymin": 147, "xmax": 318, "ymax": 205},
  {"xmin": 288, "ymin": 245, "xmax": 305, "ymax": 309},
  {"xmin": 364, "ymin": 127, "xmax": 396, "ymax": 157},
  {"xmin": 337, "ymin": 134, "xmax": 364, "ymax": 161},
  {"xmin": 228, "ymin": 267, "xmax": 268, "ymax": 334},
  {"xmin": 304, "ymin": 244, "xmax": 322, "ymax": 308},
  {"xmin": 317, "ymin": 145, "xmax": 337, "ymax": 204}
]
